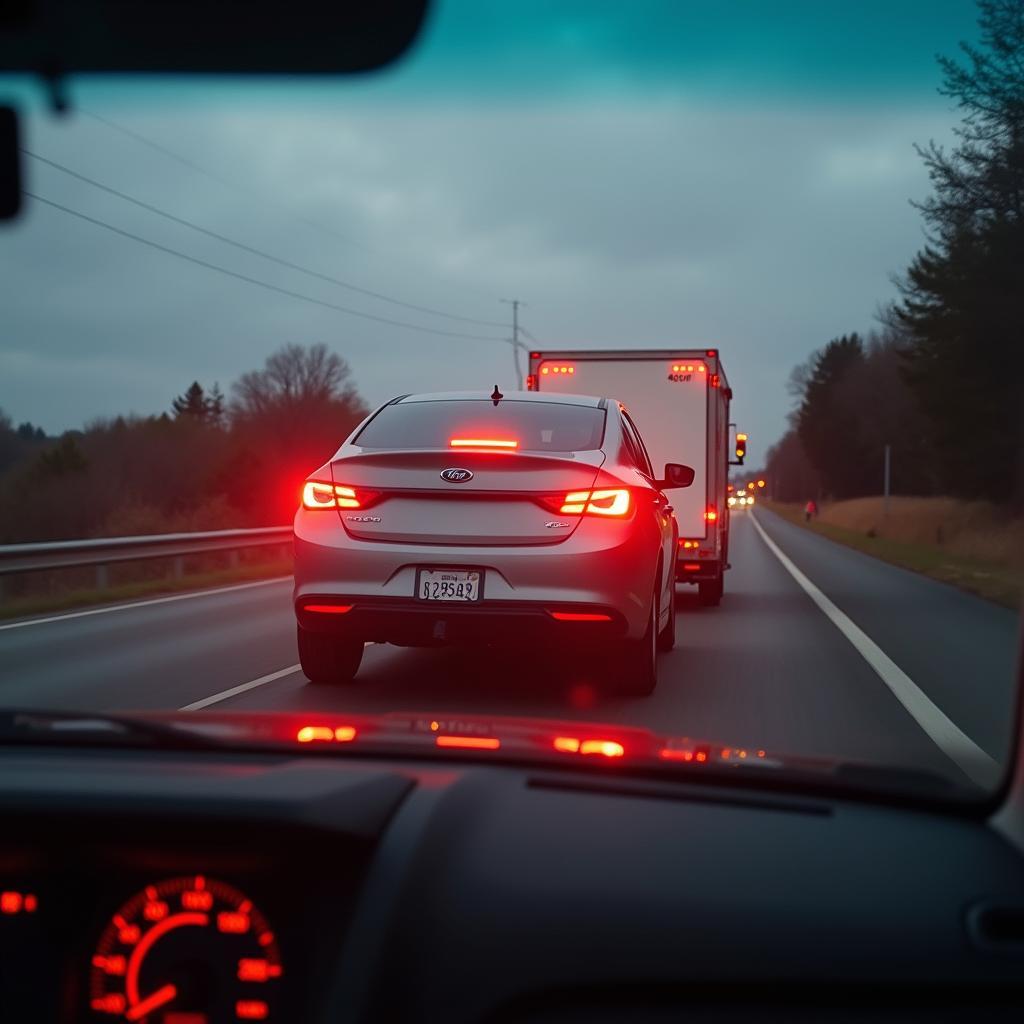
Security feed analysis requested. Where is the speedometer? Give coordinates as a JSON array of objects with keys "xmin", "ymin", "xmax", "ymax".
[{"xmin": 89, "ymin": 876, "xmax": 283, "ymax": 1023}]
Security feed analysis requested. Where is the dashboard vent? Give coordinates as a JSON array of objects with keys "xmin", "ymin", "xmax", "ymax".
[{"xmin": 967, "ymin": 903, "xmax": 1024, "ymax": 952}]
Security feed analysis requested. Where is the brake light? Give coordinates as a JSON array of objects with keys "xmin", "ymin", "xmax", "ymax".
[
  {"xmin": 682, "ymin": 563, "xmax": 701, "ymax": 572},
  {"xmin": 302, "ymin": 481, "xmax": 380, "ymax": 510},
  {"xmin": 559, "ymin": 488, "xmax": 631, "ymax": 516},
  {"xmin": 704, "ymin": 506, "xmax": 718, "ymax": 522},
  {"xmin": 709, "ymin": 373, "xmax": 721, "ymax": 388},
  {"xmin": 302, "ymin": 603, "xmax": 354, "ymax": 614},
  {"xmin": 679, "ymin": 539, "xmax": 699, "ymax": 549},
  {"xmin": 540, "ymin": 364, "xmax": 575, "ymax": 375},
  {"xmin": 449, "ymin": 438, "xmax": 518, "ymax": 449},
  {"xmin": 549, "ymin": 611, "xmax": 612, "ymax": 622}
]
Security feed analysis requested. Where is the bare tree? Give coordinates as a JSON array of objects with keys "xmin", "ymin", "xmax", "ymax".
[{"xmin": 231, "ymin": 343, "xmax": 357, "ymax": 417}]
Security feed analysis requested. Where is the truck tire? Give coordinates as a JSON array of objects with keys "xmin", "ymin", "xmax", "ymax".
[
  {"xmin": 698, "ymin": 574, "xmax": 724, "ymax": 607},
  {"xmin": 298, "ymin": 625, "xmax": 363, "ymax": 685},
  {"xmin": 656, "ymin": 582, "xmax": 676, "ymax": 652},
  {"xmin": 611, "ymin": 583, "xmax": 659, "ymax": 697}
]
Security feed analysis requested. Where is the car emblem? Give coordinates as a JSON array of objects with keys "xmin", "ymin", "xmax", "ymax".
[
  {"xmin": 545, "ymin": 521, "xmax": 571, "ymax": 528},
  {"xmin": 440, "ymin": 468, "xmax": 474, "ymax": 483}
]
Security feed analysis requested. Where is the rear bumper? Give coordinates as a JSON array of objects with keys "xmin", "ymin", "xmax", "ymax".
[
  {"xmin": 297, "ymin": 596, "xmax": 627, "ymax": 646},
  {"xmin": 293, "ymin": 506, "xmax": 659, "ymax": 640},
  {"xmin": 676, "ymin": 557, "xmax": 721, "ymax": 583}
]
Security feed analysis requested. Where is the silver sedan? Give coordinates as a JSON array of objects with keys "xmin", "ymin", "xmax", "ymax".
[{"xmin": 293, "ymin": 390, "xmax": 693, "ymax": 696}]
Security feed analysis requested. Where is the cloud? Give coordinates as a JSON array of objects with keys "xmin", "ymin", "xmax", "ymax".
[{"xmin": 1, "ymin": 0, "xmax": 967, "ymax": 463}]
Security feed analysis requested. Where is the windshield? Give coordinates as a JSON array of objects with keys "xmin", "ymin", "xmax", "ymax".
[
  {"xmin": 1, "ymin": 0, "xmax": 1021, "ymax": 803},
  {"xmin": 354, "ymin": 399, "xmax": 606, "ymax": 452}
]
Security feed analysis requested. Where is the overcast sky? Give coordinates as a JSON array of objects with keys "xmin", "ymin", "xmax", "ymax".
[{"xmin": 0, "ymin": 0, "xmax": 980, "ymax": 466}]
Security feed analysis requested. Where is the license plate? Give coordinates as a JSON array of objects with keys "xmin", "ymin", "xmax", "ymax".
[{"xmin": 417, "ymin": 569, "xmax": 482, "ymax": 602}]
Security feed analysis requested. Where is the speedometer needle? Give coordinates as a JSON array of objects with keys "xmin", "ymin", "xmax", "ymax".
[{"xmin": 126, "ymin": 983, "xmax": 177, "ymax": 1021}]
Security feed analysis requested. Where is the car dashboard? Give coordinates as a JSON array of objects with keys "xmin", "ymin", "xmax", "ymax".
[{"xmin": 2, "ymin": 744, "xmax": 1024, "ymax": 1023}]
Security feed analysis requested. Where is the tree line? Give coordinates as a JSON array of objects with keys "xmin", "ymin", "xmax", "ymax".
[
  {"xmin": 766, "ymin": 0, "xmax": 1023, "ymax": 509},
  {"xmin": 0, "ymin": 343, "xmax": 368, "ymax": 542}
]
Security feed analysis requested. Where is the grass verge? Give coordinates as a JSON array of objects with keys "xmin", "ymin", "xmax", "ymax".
[
  {"xmin": 0, "ymin": 559, "xmax": 293, "ymax": 622},
  {"xmin": 764, "ymin": 503, "xmax": 1022, "ymax": 610}
]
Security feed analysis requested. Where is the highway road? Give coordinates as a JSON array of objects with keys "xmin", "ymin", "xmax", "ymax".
[{"xmin": 0, "ymin": 510, "xmax": 1019, "ymax": 790}]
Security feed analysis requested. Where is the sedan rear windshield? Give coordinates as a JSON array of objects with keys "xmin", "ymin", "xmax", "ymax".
[{"xmin": 355, "ymin": 400, "xmax": 606, "ymax": 452}]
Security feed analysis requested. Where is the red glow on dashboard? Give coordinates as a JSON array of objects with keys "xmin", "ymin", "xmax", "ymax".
[
  {"xmin": 0, "ymin": 891, "xmax": 29, "ymax": 914},
  {"xmin": 125, "ymin": 912, "xmax": 208, "ymax": 1004},
  {"xmin": 182, "ymin": 889, "xmax": 214, "ymax": 911},
  {"xmin": 143, "ymin": 901, "xmax": 168, "ymax": 921},
  {"xmin": 238, "ymin": 958, "xmax": 282, "ymax": 982},
  {"xmin": 660, "ymin": 748, "xmax": 694, "ymax": 762},
  {"xmin": 217, "ymin": 911, "xmax": 250, "ymax": 934},
  {"xmin": 297, "ymin": 725, "xmax": 334, "ymax": 743},
  {"xmin": 296, "ymin": 724, "xmax": 357, "ymax": 743},
  {"xmin": 236, "ymin": 1000, "xmax": 269, "ymax": 1020},
  {"xmin": 435, "ymin": 735, "xmax": 501, "ymax": 750},
  {"xmin": 91, "ymin": 993, "xmax": 127, "ymax": 1014}
]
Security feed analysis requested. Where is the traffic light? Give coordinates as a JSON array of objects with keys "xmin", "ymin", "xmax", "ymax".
[{"xmin": 735, "ymin": 432, "xmax": 747, "ymax": 462}]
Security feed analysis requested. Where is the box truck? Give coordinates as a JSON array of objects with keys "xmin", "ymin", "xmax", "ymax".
[{"xmin": 527, "ymin": 349, "xmax": 734, "ymax": 605}]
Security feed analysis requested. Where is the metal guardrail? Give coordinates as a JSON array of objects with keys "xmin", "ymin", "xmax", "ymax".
[{"xmin": 0, "ymin": 526, "xmax": 293, "ymax": 592}]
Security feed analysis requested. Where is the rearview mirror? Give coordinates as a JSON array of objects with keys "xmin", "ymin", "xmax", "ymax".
[{"xmin": 657, "ymin": 463, "xmax": 695, "ymax": 489}]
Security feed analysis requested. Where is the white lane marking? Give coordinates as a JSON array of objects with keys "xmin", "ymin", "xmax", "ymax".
[
  {"xmin": 0, "ymin": 576, "xmax": 292, "ymax": 632},
  {"xmin": 180, "ymin": 664, "xmax": 303, "ymax": 710},
  {"xmin": 750, "ymin": 512, "xmax": 1000, "ymax": 788},
  {"xmin": 179, "ymin": 643, "xmax": 375, "ymax": 711}
]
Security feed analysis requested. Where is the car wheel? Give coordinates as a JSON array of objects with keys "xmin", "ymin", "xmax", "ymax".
[
  {"xmin": 698, "ymin": 574, "xmax": 724, "ymax": 607},
  {"xmin": 656, "ymin": 581, "xmax": 676, "ymax": 652},
  {"xmin": 297, "ymin": 625, "xmax": 364, "ymax": 685},
  {"xmin": 612, "ymin": 584, "xmax": 658, "ymax": 697}
]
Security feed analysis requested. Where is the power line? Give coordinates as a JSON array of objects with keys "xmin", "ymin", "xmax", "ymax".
[
  {"xmin": 80, "ymin": 108, "xmax": 501, "ymax": 305},
  {"xmin": 23, "ymin": 191, "xmax": 509, "ymax": 343},
  {"xmin": 23, "ymin": 149, "xmax": 508, "ymax": 329}
]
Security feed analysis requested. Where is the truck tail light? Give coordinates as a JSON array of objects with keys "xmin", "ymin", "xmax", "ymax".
[
  {"xmin": 302, "ymin": 481, "xmax": 381, "ymax": 510},
  {"xmin": 526, "ymin": 374, "xmax": 537, "ymax": 391},
  {"xmin": 557, "ymin": 488, "xmax": 632, "ymax": 517},
  {"xmin": 704, "ymin": 505, "xmax": 718, "ymax": 522}
]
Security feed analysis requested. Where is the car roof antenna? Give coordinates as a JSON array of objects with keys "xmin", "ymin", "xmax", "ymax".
[{"xmin": 491, "ymin": 385, "xmax": 503, "ymax": 405}]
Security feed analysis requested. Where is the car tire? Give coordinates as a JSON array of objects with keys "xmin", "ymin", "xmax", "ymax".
[
  {"xmin": 297, "ymin": 625, "xmax": 364, "ymax": 685},
  {"xmin": 612, "ymin": 585, "xmax": 658, "ymax": 697},
  {"xmin": 698, "ymin": 574, "xmax": 724, "ymax": 607},
  {"xmin": 656, "ymin": 581, "xmax": 676, "ymax": 652}
]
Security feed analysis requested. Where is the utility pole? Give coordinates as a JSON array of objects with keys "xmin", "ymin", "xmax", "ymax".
[{"xmin": 500, "ymin": 298, "xmax": 527, "ymax": 388}]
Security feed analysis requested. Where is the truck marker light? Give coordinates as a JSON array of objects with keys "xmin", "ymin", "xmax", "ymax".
[
  {"xmin": 704, "ymin": 506, "xmax": 718, "ymax": 521},
  {"xmin": 710, "ymin": 373, "xmax": 721, "ymax": 388},
  {"xmin": 450, "ymin": 438, "xmax": 518, "ymax": 449}
]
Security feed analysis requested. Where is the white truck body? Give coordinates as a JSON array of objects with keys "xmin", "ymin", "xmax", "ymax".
[{"xmin": 527, "ymin": 349, "xmax": 732, "ymax": 601}]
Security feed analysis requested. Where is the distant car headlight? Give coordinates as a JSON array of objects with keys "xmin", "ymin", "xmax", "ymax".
[{"xmin": 727, "ymin": 496, "xmax": 736, "ymax": 507}]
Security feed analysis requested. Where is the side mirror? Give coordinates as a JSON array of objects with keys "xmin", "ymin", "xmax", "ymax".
[{"xmin": 658, "ymin": 463, "xmax": 695, "ymax": 489}]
